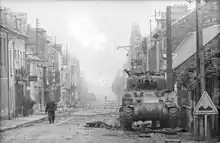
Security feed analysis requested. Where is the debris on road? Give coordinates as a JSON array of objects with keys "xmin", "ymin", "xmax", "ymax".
[
  {"xmin": 84, "ymin": 112, "xmax": 187, "ymax": 136},
  {"xmin": 85, "ymin": 121, "xmax": 109, "ymax": 128},
  {"xmin": 84, "ymin": 115, "xmax": 121, "ymax": 130}
]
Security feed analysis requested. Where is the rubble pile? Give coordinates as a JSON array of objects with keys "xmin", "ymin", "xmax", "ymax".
[
  {"xmin": 22, "ymin": 98, "xmax": 36, "ymax": 116},
  {"xmin": 84, "ymin": 112, "xmax": 121, "ymax": 130},
  {"xmin": 33, "ymin": 104, "xmax": 43, "ymax": 114},
  {"xmin": 56, "ymin": 101, "xmax": 71, "ymax": 113},
  {"xmin": 85, "ymin": 112, "xmax": 187, "ymax": 136}
]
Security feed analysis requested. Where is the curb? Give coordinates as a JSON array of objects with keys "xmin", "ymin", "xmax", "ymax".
[
  {"xmin": 0, "ymin": 116, "xmax": 47, "ymax": 132},
  {"xmin": 0, "ymin": 109, "xmax": 115, "ymax": 132},
  {"xmin": 0, "ymin": 112, "xmax": 71, "ymax": 133}
]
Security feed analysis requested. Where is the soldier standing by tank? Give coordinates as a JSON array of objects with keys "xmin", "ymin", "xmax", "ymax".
[{"xmin": 45, "ymin": 94, "xmax": 57, "ymax": 124}]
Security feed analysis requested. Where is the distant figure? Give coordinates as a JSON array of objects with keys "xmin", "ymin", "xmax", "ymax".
[
  {"xmin": 105, "ymin": 96, "xmax": 107, "ymax": 102},
  {"xmin": 45, "ymin": 95, "xmax": 57, "ymax": 124}
]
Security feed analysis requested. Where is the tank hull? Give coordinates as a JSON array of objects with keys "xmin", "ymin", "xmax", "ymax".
[{"xmin": 132, "ymin": 103, "xmax": 169, "ymax": 122}]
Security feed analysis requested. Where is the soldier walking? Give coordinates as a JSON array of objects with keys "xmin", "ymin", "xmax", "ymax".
[{"xmin": 45, "ymin": 94, "xmax": 57, "ymax": 124}]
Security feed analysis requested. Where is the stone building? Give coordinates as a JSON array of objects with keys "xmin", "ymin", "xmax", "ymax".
[
  {"xmin": 125, "ymin": 23, "xmax": 144, "ymax": 74},
  {"xmin": 26, "ymin": 25, "xmax": 50, "ymax": 109},
  {"xmin": 0, "ymin": 6, "xmax": 28, "ymax": 118},
  {"xmin": 157, "ymin": 1, "xmax": 220, "ymax": 134},
  {"xmin": 46, "ymin": 44, "xmax": 63, "ymax": 103},
  {"xmin": 26, "ymin": 49, "xmax": 44, "ymax": 104},
  {"xmin": 60, "ymin": 51, "xmax": 81, "ymax": 107}
]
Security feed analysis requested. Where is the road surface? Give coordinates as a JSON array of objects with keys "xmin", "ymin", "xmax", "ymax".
[{"xmin": 0, "ymin": 101, "xmax": 211, "ymax": 143}]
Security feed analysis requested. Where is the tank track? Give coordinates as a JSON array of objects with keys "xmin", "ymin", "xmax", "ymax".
[{"xmin": 119, "ymin": 106, "xmax": 133, "ymax": 130}]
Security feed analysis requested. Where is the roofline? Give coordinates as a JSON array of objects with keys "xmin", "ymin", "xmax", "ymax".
[
  {"xmin": 0, "ymin": 24, "xmax": 28, "ymax": 40},
  {"xmin": 146, "ymin": 2, "xmax": 208, "ymax": 50},
  {"xmin": 174, "ymin": 32, "xmax": 220, "ymax": 70}
]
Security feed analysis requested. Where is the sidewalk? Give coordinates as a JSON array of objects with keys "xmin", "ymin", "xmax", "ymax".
[
  {"xmin": 0, "ymin": 108, "xmax": 78, "ymax": 132},
  {"xmin": 0, "ymin": 105, "xmax": 115, "ymax": 132},
  {"xmin": 0, "ymin": 115, "xmax": 47, "ymax": 132}
]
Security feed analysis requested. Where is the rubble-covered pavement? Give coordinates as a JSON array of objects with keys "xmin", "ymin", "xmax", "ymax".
[{"xmin": 1, "ymin": 101, "xmax": 219, "ymax": 143}]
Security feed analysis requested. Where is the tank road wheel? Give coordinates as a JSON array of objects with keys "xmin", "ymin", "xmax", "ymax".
[
  {"xmin": 168, "ymin": 107, "xmax": 178, "ymax": 128},
  {"xmin": 119, "ymin": 106, "xmax": 133, "ymax": 130}
]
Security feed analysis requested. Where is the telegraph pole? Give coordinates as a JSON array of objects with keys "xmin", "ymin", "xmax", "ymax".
[
  {"xmin": 166, "ymin": 6, "xmax": 173, "ymax": 90},
  {"xmin": 66, "ymin": 44, "xmax": 68, "ymax": 64},
  {"xmin": 41, "ymin": 66, "xmax": 47, "ymax": 111},
  {"xmin": 196, "ymin": 0, "xmax": 206, "ymax": 138},
  {"xmin": 6, "ymin": 33, "xmax": 11, "ymax": 120},
  {"xmin": 156, "ymin": 36, "xmax": 160, "ymax": 73},
  {"xmin": 36, "ymin": 19, "xmax": 39, "ymax": 55},
  {"xmin": 148, "ymin": 19, "xmax": 152, "ymax": 71},
  {"xmin": 54, "ymin": 36, "xmax": 56, "ymax": 101}
]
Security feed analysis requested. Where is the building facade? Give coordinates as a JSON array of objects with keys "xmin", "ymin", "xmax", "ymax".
[
  {"xmin": 127, "ymin": 24, "xmax": 144, "ymax": 73},
  {"xmin": 146, "ymin": 5, "xmax": 190, "ymax": 72},
  {"xmin": 151, "ymin": 2, "xmax": 220, "ymax": 72},
  {"xmin": 26, "ymin": 49, "xmax": 44, "ymax": 104},
  {"xmin": 27, "ymin": 25, "xmax": 49, "ymax": 60},
  {"xmin": 26, "ymin": 25, "xmax": 50, "ymax": 109},
  {"xmin": 46, "ymin": 44, "xmax": 62, "ymax": 103},
  {"xmin": 60, "ymin": 52, "xmax": 81, "ymax": 107},
  {"xmin": 147, "ymin": 1, "xmax": 220, "ymax": 134},
  {"xmin": 0, "ymin": 6, "xmax": 28, "ymax": 118}
]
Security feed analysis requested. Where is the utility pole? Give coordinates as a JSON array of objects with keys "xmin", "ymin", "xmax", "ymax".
[
  {"xmin": 36, "ymin": 19, "xmax": 44, "ymax": 111},
  {"xmin": 53, "ymin": 37, "xmax": 56, "ymax": 101},
  {"xmin": 166, "ymin": 6, "xmax": 173, "ymax": 90},
  {"xmin": 154, "ymin": 9, "xmax": 166, "ymax": 74},
  {"xmin": 36, "ymin": 18, "xmax": 39, "ymax": 55},
  {"xmin": 70, "ymin": 66, "xmax": 73, "ymax": 107},
  {"xmin": 142, "ymin": 37, "xmax": 147, "ymax": 73},
  {"xmin": 146, "ymin": 19, "xmax": 152, "ymax": 71},
  {"xmin": 196, "ymin": 0, "xmax": 206, "ymax": 138},
  {"xmin": 148, "ymin": 19, "xmax": 152, "ymax": 71},
  {"xmin": 156, "ymin": 37, "xmax": 160, "ymax": 73},
  {"xmin": 6, "ymin": 33, "xmax": 11, "ymax": 120},
  {"xmin": 66, "ymin": 44, "xmax": 68, "ymax": 64},
  {"xmin": 42, "ymin": 66, "xmax": 46, "ymax": 111}
]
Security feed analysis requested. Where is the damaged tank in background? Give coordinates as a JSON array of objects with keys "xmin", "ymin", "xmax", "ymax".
[{"xmin": 119, "ymin": 69, "xmax": 182, "ymax": 130}]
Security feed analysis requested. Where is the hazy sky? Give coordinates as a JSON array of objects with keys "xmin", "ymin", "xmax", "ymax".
[{"xmin": 2, "ymin": 0, "xmax": 194, "ymax": 100}]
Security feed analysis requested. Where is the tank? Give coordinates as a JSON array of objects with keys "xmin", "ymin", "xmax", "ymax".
[{"xmin": 119, "ymin": 72, "xmax": 180, "ymax": 130}]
